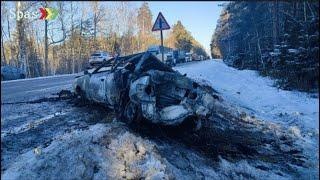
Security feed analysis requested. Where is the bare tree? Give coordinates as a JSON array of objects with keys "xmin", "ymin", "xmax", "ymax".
[
  {"xmin": 1, "ymin": 26, "xmax": 6, "ymax": 65},
  {"xmin": 70, "ymin": 1, "xmax": 75, "ymax": 73},
  {"xmin": 1, "ymin": 2, "xmax": 7, "ymax": 65},
  {"xmin": 43, "ymin": 1, "xmax": 67, "ymax": 75},
  {"xmin": 137, "ymin": 2, "xmax": 153, "ymax": 51},
  {"xmin": 16, "ymin": 1, "xmax": 27, "ymax": 75},
  {"xmin": 90, "ymin": 2, "xmax": 104, "ymax": 49}
]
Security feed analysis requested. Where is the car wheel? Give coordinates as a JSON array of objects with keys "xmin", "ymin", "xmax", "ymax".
[
  {"xmin": 124, "ymin": 102, "xmax": 143, "ymax": 124},
  {"xmin": 124, "ymin": 102, "xmax": 136, "ymax": 124},
  {"xmin": 75, "ymin": 86, "xmax": 87, "ymax": 105}
]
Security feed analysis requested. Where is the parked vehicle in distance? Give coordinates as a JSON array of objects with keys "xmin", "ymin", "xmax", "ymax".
[
  {"xmin": 89, "ymin": 51, "xmax": 112, "ymax": 66},
  {"xmin": 164, "ymin": 52, "xmax": 176, "ymax": 66},
  {"xmin": 185, "ymin": 52, "xmax": 192, "ymax": 62},
  {"xmin": 173, "ymin": 50, "xmax": 186, "ymax": 63},
  {"xmin": 192, "ymin": 54, "xmax": 202, "ymax": 61},
  {"xmin": 147, "ymin": 45, "xmax": 173, "ymax": 64},
  {"xmin": 1, "ymin": 65, "xmax": 26, "ymax": 81}
]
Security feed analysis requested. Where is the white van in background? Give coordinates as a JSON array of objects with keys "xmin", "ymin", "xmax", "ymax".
[{"xmin": 89, "ymin": 51, "xmax": 113, "ymax": 66}]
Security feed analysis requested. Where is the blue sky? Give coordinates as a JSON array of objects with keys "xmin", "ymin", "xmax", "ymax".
[
  {"xmin": 137, "ymin": 1, "xmax": 224, "ymax": 54},
  {"xmin": 2, "ymin": 1, "xmax": 224, "ymax": 55}
]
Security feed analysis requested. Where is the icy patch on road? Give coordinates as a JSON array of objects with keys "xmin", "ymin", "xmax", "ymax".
[
  {"xmin": 24, "ymin": 84, "xmax": 72, "ymax": 94},
  {"xmin": 1, "ymin": 101, "xmax": 71, "ymax": 134},
  {"xmin": 1, "ymin": 112, "xmax": 66, "ymax": 138}
]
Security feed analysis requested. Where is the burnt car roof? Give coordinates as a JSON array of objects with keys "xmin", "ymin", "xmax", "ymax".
[{"xmin": 90, "ymin": 52, "xmax": 174, "ymax": 75}]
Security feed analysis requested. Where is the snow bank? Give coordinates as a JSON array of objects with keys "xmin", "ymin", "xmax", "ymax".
[
  {"xmin": 106, "ymin": 131, "xmax": 170, "ymax": 179},
  {"xmin": 175, "ymin": 60, "xmax": 319, "ymax": 178},
  {"xmin": 175, "ymin": 60, "xmax": 319, "ymax": 134},
  {"xmin": 1, "ymin": 123, "xmax": 172, "ymax": 179},
  {"xmin": 2, "ymin": 124, "xmax": 110, "ymax": 180}
]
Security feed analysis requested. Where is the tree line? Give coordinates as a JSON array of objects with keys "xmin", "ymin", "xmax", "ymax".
[
  {"xmin": 1, "ymin": 2, "xmax": 207, "ymax": 78},
  {"xmin": 211, "ymin": 1, "xmax": 319, "ymax": 92}
]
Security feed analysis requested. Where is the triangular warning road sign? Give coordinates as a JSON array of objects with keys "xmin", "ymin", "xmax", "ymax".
[{"xmin": 152, "ymin": 12, "xmax": 170, "ymax": 31}]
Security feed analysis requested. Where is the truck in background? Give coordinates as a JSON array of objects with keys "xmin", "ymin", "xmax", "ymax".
[
  {"xmin": 173, "ymin": 50, "xmax": 186, "ymax": 64},
  {"xmin": 147, "ymin": 45, "xmax": 208, "ymax": 65},
  {"xmin": 147, "ymin": 45, "xmax": 176, "ymax": 66}
]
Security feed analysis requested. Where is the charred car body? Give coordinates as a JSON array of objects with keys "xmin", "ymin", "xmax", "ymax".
[{"xmin": 73, "ymin": 52, "xmax": 220, "ymax": 127}]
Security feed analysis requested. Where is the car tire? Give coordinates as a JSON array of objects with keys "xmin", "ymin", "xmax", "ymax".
[
  {"xmin": 75, "ymin": 86, "xmax": 87, "ymax": 105},
  {"xmin": 124, "ymin": 102, "xmax": 137, "ymax": 124},
  {"xmin": 124, "ymin": 102, "xmax": 143, "ymax": 125}
]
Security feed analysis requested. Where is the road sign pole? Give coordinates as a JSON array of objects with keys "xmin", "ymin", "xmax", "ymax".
[
  {"xmin": 152, "ymin": 12, "xmax": 170, "ymax": 63},
  {"xmin": 160, "ymin": 29, "xmax": 164, "ymax": 62}
]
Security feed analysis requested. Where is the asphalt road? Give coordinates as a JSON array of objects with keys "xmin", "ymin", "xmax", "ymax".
[
  {"xmin": 1, "ymin": 74, "xmax": 79, "ymax": 103},
  {"xmin": 0, "ymin": 60, "xmax": 212, "ymax": 104}
]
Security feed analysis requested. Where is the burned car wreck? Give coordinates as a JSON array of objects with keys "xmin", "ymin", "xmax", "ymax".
[{"xmin": 73, "ymin": 52, "xmax": 220, "ymax": 127}]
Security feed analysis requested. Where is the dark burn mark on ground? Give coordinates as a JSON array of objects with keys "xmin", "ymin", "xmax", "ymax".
[
  {"xmin": 127, "ymin": 115, "xmax": 306, "ymax": 175},
  {"xmin": 1, "ymin": 97, "xmax": 64, "ymax": 105},
  {"xmin": 1, "ymin": 90, "xmax": 74, "ymax": 105},
  {"xmin": 129, "ymin": 117, "xmax": 259, "ymax": 161},
  {"xmin": 1, "ymin": 93, "xmax": 113, "ymax": 173}
]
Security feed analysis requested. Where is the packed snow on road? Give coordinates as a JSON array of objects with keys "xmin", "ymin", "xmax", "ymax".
[{"xmin": 1, "ymin": 60, "xmax": 319, "ymax": 179}]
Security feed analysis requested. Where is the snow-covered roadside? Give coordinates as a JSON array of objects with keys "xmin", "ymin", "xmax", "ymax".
[
  {"xmin": 175, "ymin": 60, "xmax": 319, "ymax": 135},
  {"xmin": 175, "ymin": 60, "xmax": 319, "ymax": 178}
]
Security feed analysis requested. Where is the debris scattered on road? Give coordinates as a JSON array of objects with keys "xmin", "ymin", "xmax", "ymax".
[
  {"xmin": 33, "ymin": 147, "xmax": 42, "ymax": 156},
  {"xmin": 57, "ymin": 90, "xmax": 74, "ymax": 99},
  {"xmin": 1, "ymin": 90, "xmax": 75, "ymax": 105}
]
